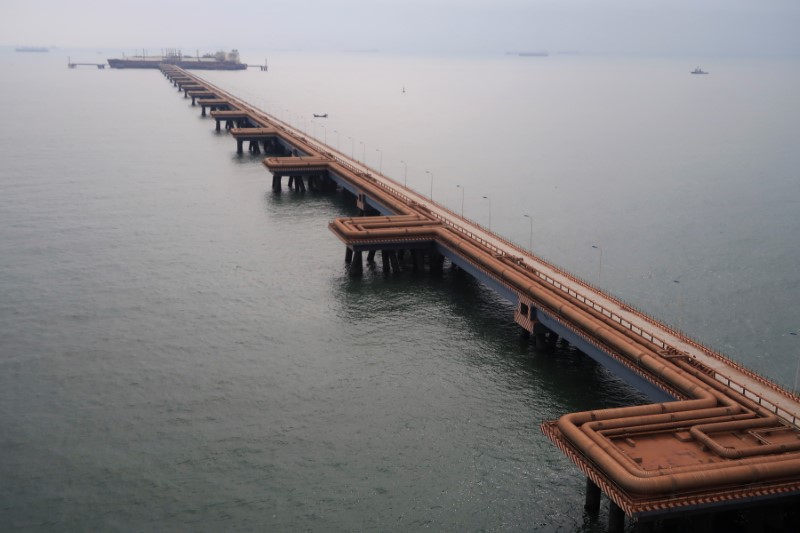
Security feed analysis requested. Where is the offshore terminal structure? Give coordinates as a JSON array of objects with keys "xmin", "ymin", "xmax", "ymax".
[
  {"xmin": 107, "ymin": 48, "xmax": 247, "ymax": 70},
  {"xmin": 159, "ymin": 65, "xmax": 800, "ymax": 532}
]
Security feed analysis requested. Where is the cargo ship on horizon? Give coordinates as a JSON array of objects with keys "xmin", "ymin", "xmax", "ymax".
[{"xmin": 107, "ymin": 48, "xmax": 247, "ymax": 70}]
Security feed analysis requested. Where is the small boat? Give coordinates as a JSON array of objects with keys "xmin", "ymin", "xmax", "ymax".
[
  {"xmin": 313, "ymin": 113, "xmax": 328, "ymax": 118},
  {"xmin": 691, "ymin": 67, "xmax": 708, "ymax": 75}
]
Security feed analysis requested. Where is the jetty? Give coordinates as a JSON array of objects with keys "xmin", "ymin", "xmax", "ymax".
[
  {"xmin": 68, "ymin": 57, "xmax": 106, "ymax": 69},
  {"xmin": 159, "ymin": 65, "xmax": 800, "ymax": 531}
]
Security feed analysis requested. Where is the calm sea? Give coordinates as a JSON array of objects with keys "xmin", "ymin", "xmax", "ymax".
[{"xmin": 1, "ymin": 48, "xmax": 799, "ymax": 532}]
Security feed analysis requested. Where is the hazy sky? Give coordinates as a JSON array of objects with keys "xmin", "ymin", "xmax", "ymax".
[{"xmin": 2, "ymin": 0, "xmax": 799, "ymax": 56}]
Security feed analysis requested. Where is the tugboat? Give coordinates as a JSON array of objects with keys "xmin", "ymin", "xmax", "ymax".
[{"xmin": 691, "ymin": 67, "xmax": 709, "ymax": 75}]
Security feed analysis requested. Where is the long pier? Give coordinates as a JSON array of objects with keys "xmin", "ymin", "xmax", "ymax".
[{"xmin": 159, "ymin": 65, "xmax": 800, "ymax": 531}]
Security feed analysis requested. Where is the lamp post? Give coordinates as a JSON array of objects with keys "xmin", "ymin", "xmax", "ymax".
[
  {"xmin": 348, "ymin": 136, "xmax": 354, "ymax": 158},
  {"xmin": 376, "ymin": 148, "xmax": 382, "ymax": 174},
  {"xmin": 456, "ymin": 184, "xmax": 465, "ymax": 217},
  {"xmin": 790, "ymin": 331, "xmax": 799, "ymax": 393},
  {"xmin": 425, "ymin": 170, "xmax": 434, "ymax": 201},
  {"xmin": 320, "ymin": 124, "xmax": 327, "ymax": 143},
  {"xmin": 360, "ymin": 141, "xmax": 365, "ymax": 163},
  {"xmin": 591, "ymin": 245, "xmax": 603, "ymax": 286},
  {"xmin": 483, "ymin": 196, "xmax": 491, "ymax": 230},
  {"xmin": 673, "ymin": 279, "xmax": 683, "ymax": 331},
  {"xmin": 523, "ymin": 214, "xmax": 533, "ymax": 251},
  {"xmin": 334, "ymin": 129, "xmax": 340, "ymax": 151},
  {"xmin": 401, "ymin": 160, "xmax": 408, "ymax": 187}
]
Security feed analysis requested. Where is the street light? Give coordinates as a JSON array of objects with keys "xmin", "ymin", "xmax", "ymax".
[
  {"xmin": 591, "ymin": 245, "xmax": 603, "ymax": 286},
  {"xmin": 456, "ymin": 184, "xmax": 465, "ymax": 217},
  {"xmin": 360, "ymin": 141, "xmax": 365, "ymax": 163},
  {"xmin": 320, "ymin": 124, "xmax": 327, "ymax": 143},
  {"xmin": 401, "ymin": 160, "xmax": 408, "ymax": 187},
  {"xmin": 483, "ymin": 196, "xmax": 491, "ymax": 230},
  {"xmin": 791, "ymin": 331, "xmax": 799, "ymax": 393},
  {"xmin": 348, "ymin": 136, "xmax": 354, "ymax": 158},
  {"xmin": 334, "ymin": 129, "xmax": 340, "ymax": 151},
  {"xmin": 376, "ymin": 148, "xmax": 382, "ymax": 174},
  {"xmin": 523, "ymin": 214, "xmax": 533, "ymax": 251},
  {"xmin": 672, "ymin": 279, "xmax": 683, "ymax": 331},
  {"xmin": 425, "ymin": 170, "xmax": 434, "ymax": 200}
]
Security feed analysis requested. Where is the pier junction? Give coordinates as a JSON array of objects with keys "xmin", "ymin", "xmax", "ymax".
[{"xmin": 160, "ymin": 65, "xmax": 800, "ymax": 531}]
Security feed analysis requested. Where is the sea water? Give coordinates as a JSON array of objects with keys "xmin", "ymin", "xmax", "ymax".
[{"xmin": 1, "ymin": 48, "xmax": 799, "ymax": 531}]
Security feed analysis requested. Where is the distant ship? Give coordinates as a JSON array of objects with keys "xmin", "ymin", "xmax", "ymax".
[
  {"xmin": 15, "ymin": 46, "xmax": 49, "ymax": 52},
  {"xmin": 518, "ymin": 51, "xmax": 549, "ymax": 57},
  {"xmin": 691, "ymin": 67, "xmax": 709, "ymax": 75},
  {"xmin": 107, "ymin": 48, "xmax": 247, "ymax": 70}
]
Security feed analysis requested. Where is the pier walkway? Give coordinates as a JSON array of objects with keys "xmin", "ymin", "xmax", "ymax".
[{"xmin": 160, "ymin": 65, "xmax": 800, "ymax": 530}]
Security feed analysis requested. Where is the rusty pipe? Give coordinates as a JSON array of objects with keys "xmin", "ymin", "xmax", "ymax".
[
  {"xmin": 598, "ymin": 412, "xmax": 756, "ymax": 437},
  {"xmin": 689, "ymin": 417, "xmax": 800, "ymax": 459},
  {"xmin": 353, "ymin": 220, "xmax": 441, "ymax": 230}
]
